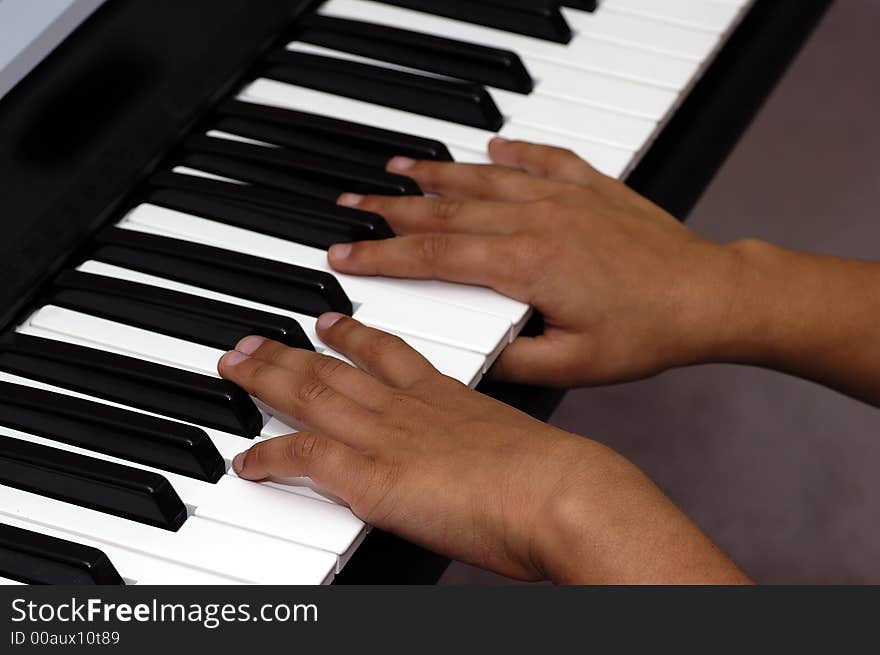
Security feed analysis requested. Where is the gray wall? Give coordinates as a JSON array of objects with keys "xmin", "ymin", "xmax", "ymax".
[{"xmin": 442, "ymin": 0, "xmax": 880, "ymax": 585}]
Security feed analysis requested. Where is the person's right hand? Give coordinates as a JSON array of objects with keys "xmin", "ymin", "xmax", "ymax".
[{"xmin": 331, "ymin": 138, "xmax": 748, "ymax": 388}]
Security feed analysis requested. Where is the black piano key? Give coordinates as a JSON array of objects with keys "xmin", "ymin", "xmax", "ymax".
[
  {"xmin": 176, "ymin": 152, "xmax": 344, "ymax": 202},
  {"xmin": 294, "ymin": 15, "xmax": 533, "ymax": 93},
  {"xmin": 0, "ymin": 522, "xmax": 124, "ymax": 585},
  {"xmin": 212, "ymin": 117, "xmax": 392, "ymax": 168},
  {"xmin": 0, "ymin": 435, "xmax": 188, "ymax": 531},
  {"xmin": 148, "ymin": 188, "xmax": 369, "ymax": 250},
  {"xmin": 0, "ymin": 381, "xmax": 225, "ymax": 483},
  {"xmin": 149, "ymin": 171, "xmax": 394, "ymax": 240},
  {"xmin": 374, "ymin": 0, "xmax": 572, "ymax": 43},
  {"xmin": 264, "ymin": 50, "xmax": 504, "ymax": 132},
  {"xmin": 183, "ymin": 134, "xmax": 421, "ymax": 196},
  {"xmin": 562, "ymin": 1, "xmax": 597, "ymax": 10},
  {"xmin": 49, "ymin": 270, "xmax": 315, "ymax": 352},
  {"xmin": 215, "ymin": 99, "xmax": 453, "ymax": 163},
  {"xmin": 0, "ymin": 333, "xmax": 262, "ymax": 438},
  {"xmin": 214, "ymin": 100, "xmax": 452, "ymax": 168},
  {"xmin": 91, "ymin": 227, "xmax": 353, "ymax": 317}
]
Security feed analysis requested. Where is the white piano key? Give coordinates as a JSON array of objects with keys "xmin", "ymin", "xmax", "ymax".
[
  {"xmin": 560, "ymin": 7, "xmax": 721, "ymax": 61},
  {"xmin": 449, "ymin": 147, "xmax": 492, "ymax": 164},
  {"xmin": 601, "ymin": 0, "xmax": 742, "ymax": 34},
  {"xmin": 2, "ymin": 428, "xmax": 365, "ymax": 568},
  {"xmin": 22, "ymin": 306, "xmax": 224, "ymax": 377},
  {"xmin": 0, "ymin": 514, "xmax": 240, "ymax": 585},
  {"xmin": 74, "ymin": 261, "xmax": 486, "ymax": 386},
  {"xmin": 523, "ymin": 57, "xmax": 677, "ymax": 121},
  {"xmin": 0, "ymin": 484, "xmax": 337, "ymax": 584},
  {"xmin": 319, "ymin": 0, "xmax": 698, "ymax": 90},
  {"xmin": 118, "ymin": 206, "xmax": 515, "ymax": 356},
  {"xmin": 495, "ymin": 90, "xmax": 655, "ymax": 150},
  {"xmin": 284, "ymin": 41, "xmax": 656, "ymax": 150},
  {"xmin": 0, "ymin": 576, "xmax": 24, "ymax": 585},
  {"xmin": 241, "ymin": 78, "xmax": 492, "ymax": 153}
]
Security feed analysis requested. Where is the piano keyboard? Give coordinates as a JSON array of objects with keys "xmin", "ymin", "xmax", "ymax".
[{"xmin": 0, "ymin": 0, "xmax": 753, "ymax": 585}]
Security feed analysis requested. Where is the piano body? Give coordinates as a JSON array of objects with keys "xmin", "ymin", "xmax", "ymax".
[{"xmin": 0, "ymin": 0, "xmax": 830, "ymax": 585}]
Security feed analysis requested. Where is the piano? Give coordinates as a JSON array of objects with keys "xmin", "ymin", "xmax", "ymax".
[{"xmin": 0, "ymin": 0, "xmax": 831, "ymax": 585}]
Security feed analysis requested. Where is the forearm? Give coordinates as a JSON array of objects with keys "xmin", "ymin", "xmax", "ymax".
[
  {"xmin": 535, "ymin": 441, "xmax": 751, "ymax": 585},
  {"xmin": 699, "ymin": 239, "xmax": 880, "ymax": 406}
]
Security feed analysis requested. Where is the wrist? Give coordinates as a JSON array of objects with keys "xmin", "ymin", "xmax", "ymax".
[
  {"xmin": 667, "ymin": 238, "xmax": 796, "ymax": 368},
  {"xmin": 530, "ymin": 439, "xmax": 750, "ymax": 585}
]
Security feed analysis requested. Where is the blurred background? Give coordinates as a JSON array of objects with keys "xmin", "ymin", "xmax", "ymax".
[{"xmin": 441, "ymin": 0, "xmax": 880, "ymax": 585}]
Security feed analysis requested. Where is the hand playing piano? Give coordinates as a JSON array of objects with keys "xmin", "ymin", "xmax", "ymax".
[
  {"xmin": 330, "ymin": 138, "xmax": 746, "ymax": 388},
  {"xmin": 218, "ymin": 319, "xmax": 748, "ymax": 584}
]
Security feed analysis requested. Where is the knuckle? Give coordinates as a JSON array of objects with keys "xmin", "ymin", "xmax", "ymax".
[
  {"xmin": 508, "ymin": 234, "xmax": 548, "ymax": 276},
  {"xmin": 309, "ymin": 354, "xmax": 348, "ymax": 381},
  {"xmin": 418, "ymin": 234, "xmax": 451, "ymax": 267},
  {"xmin": 431, "ymin": 197, "xmax": 462, "ymax": 222},
  {"xmin": 245, "ymin": 360, "xmax": 273, "ymax": 384},
  {"xmin": 529, "ymin": 198, "xmax": 558, "ymax": 221},
  {"xmin": 556, "ymin": 147, "xmax": 578, "ymax": 163},
  {"xmin": 288, "ymin": 432, "xmax": 324, "ymax": 463},
  {"xmin": 295, "ymin": 378, "xmax": 334, "ymax": 405},
  {"xmin": 367, "ymin": 332, "xmax": 406, "ymax": 361},
  {"xmin": 249, "ymin": 443, "xmax": 271, "ymax": 468}
]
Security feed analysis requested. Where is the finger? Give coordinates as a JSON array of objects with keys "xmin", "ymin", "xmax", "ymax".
[
  {"xmin": 338, "ymin": 193, "xmax": 522, "ymax": 236},
  {"xmin": 489, "ymin": 333, "xmax": 583, "ymax": 386},
  {"xmin": 233, "ymin": 432, "xmax": 372, "ymax": 506},
  {"xmin": 386, "ymin": 156, "xmax": 560, "ymax": 202},
  {"xmin": 218, "ymin": 347, "xmax": 382, "ymax": 444},
  {"xmin": 316, "ymin": 313, "xmax": 435, "ymax": 388},
  {"xmin": 329, "ymin": 233, "xmax": 530, "ymax": 300},
  {"xmin": 234, "ymin": 335, "xmax": 390, "ymax": 409},
  {"xmin": 488, "ymin": 137, "xmax": 600, "ymax": 186}
]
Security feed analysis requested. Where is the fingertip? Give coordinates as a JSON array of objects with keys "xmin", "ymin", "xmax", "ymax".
[
  {"xmin": 219, "ymin": 350, "xmax": 249, "ymax": 372},
  {"xmin": 316, "ymin": 312, "xmax": 346, "ymax": 333},
  {"xmin": 488, "ymin": 136, "xmax": 509, "ymax": 150},
  {"xmin": 337, "ymin": 192, "xmax": 364, "ymax": 208},
  {"xmin": 234, "ymin": 335, "xmax": 265, "ymax": 355},
  {"xmin": 387, "ymin": 156, "xmax": 417, "ymax": 173},
  {"xmin": 328, "ymin": 243, "xmax": 352, "ymax": 264},
  {"xmin": 232, "ymin": 451, "xmax": 247, "ymax": 474}
]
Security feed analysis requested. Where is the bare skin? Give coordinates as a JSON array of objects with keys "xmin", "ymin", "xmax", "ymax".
[
  {"xmin": 219, "ymin": 324, "xmax": 748, "ymax": 584},
  {"xmin": 218, "ymin": 138, "xmax": 880, "ymax": 584}
]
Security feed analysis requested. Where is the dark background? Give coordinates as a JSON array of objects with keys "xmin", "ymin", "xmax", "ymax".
[{"xmin": 442, "ymin": 0, "xmax": 880, "ymax": 584}]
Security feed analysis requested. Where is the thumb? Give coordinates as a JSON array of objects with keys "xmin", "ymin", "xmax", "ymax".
[{"xmin": 489, "ymin": 333, "xmax": 584, "ymax": 387}]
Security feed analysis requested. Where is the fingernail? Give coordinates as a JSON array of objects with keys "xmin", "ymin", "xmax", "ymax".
[
  {"xmin": 387, "ymin": 156, "xmax": 416, "ymax": 172},
  {"xmin": 235, "ymin": 335, "xmax": 265, "ymax": 355},
  {"xmin": 337, "ymin": 192, "xmax": 364, "ymax": 207},
  {"xmin": 490, "ymin": 136, "xmax": 509, "ymax": 147},
  {"xmin": 221, "ymin": 350, "xmax": 249, "ymax": 368},
  {"xmin": 329, "ymin": 243, "xmax": 352, "ymax": 261},
  {"xmin": 232, "ymin": 451, "xmax": 247, "ymax": 474},
  {"xmin": 317, "ymin": 312, "xmax": 345, "ymax": 331}
]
